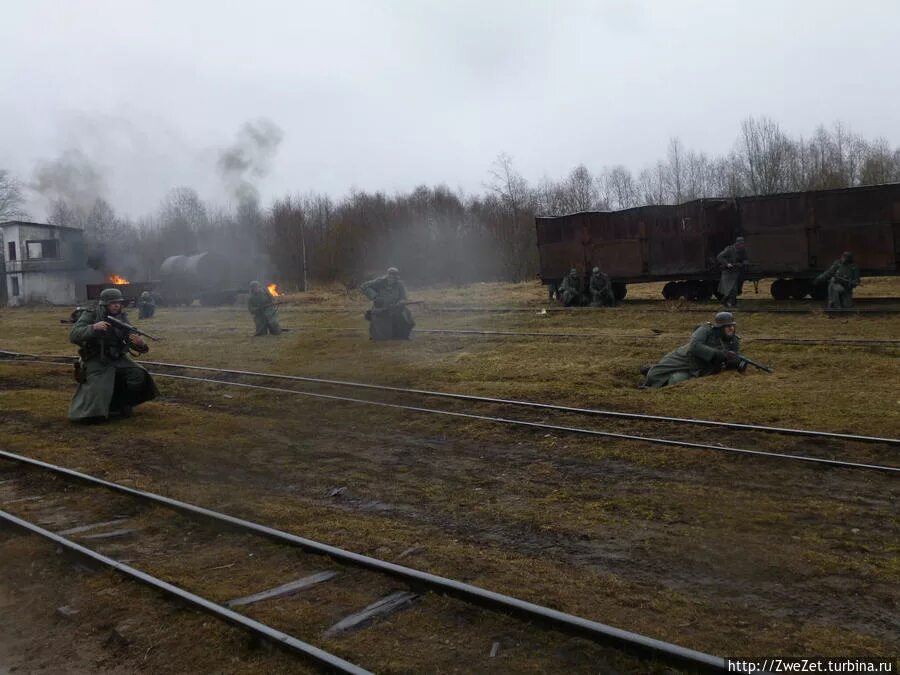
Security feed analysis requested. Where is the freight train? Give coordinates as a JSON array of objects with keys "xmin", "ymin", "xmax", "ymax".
[{"xmin": 535, "ymin": 183, "xmax": 900, "ymax": 301}]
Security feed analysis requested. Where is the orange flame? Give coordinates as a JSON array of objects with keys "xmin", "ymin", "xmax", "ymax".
[
  {"xmin": 267, "ymin": 283, "xmax": 280, "ymax": 297},
  {"xmin": 109, "ymin": 274, "xmax": 129, "ymax": 284}
]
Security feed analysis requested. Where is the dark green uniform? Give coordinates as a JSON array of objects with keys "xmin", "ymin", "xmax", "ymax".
[
  {"xmin": 68, "ymin": 307, "xmax": 159, "ymax": 420},
  {"xmin": 556, "ymin": 270, "xmax": 583, "ymax": 307},
  {"xmin": 589, "ymin": 268, "xmax": 615, "ymax": 307},
  {"xmin": 643, "ymin": 323, "xmax": 741, "ymax": 388},
  {"xmin": 138, "ymin": 291, "xmax": 156, "ymax": 319},
  {"xmin": 361, "ymin": 274, "xmax": 414, "ymax": 340},
  {"xmin": 716, "ymin": 242, "xmax": 748, "ymax": 307},
  {"xmin": 815, "ymin": 257, "xmax": 860, "ymax": 309},
  {"xmin": 248, "ymin": 287, "xmax": 282, "ymax": 335}
]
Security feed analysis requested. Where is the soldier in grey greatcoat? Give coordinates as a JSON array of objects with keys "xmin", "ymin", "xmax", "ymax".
[
  {"xmin": 642, "ymin": 311, "xmax": 743, "ymax": 388},
  {"xmin": 556, "ymin": 268, "xmax": 584, "ymax": 307},
  {"xmin": 716, "ymin": 237, "xmax": 748, "ymax": 308},
  {"xmin": 68, "ymin": 288, "xmax": 159, "ymax": 421},
  {"xmin": 588, "ymin": 266, "xmax": 616, "ymax": 307},
  {"xmin": 138, "ymin": 290, "xmax": 156, "ymax": 319},
  {"xmin": 815, "ymin": 251, "xmax": 860, "ymax": 309},
  {"xmin": 248, "ymin": 281, "xmax": 282, "ymax": 336},
  {"xmin": 361, "ymin": 267, "xmax": 415, "ymax": 340}
]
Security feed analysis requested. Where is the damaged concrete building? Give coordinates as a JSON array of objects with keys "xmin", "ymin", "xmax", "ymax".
[{"xmin": 0, "ymin": 221, "xmax": 87, "ymax": 306}]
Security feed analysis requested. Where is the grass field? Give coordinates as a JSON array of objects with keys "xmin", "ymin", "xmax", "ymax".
[{"xmin": 1, "ymin": 280, "xmax": 898, "ymax": 672}]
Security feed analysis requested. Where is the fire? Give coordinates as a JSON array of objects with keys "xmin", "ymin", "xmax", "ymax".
[
  {"xmin": 267, "ymin": 283, "xmax": 281, "ymax": 297},
  {"xmin": 109, "ymin": 274, "xmax": 130, "ymax": 284}
]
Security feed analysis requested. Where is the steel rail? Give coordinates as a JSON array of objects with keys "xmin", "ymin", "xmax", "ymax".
[
  {"xmin": 0, "ymin": 508, "xmax": 371, "ymax": 675},
  {"xmin": 1, "ymin": 349, "xmax": 896, "ymax": 446},
  {"xmin": 299, "ymin": 328, "xmax": 900, "ymax": 347},
  {"xmin": 423, "ymin": 306, "xmax": 900, "ymax": 315},
  {"xmin": 155, "ymin": 373, "xmax": 900, "ymax": 473},
  {"xmin": 4, "ymin": 355, "xmax": 898, "ymax": 467},
  {"xmin": 0, "ymin": 449, "xmax": 725, "ymax": 673}
]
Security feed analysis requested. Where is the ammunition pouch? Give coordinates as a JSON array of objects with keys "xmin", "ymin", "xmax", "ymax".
[{"xmin": 364, "ymin": 309, "xmax": 372, "ymax": 321}]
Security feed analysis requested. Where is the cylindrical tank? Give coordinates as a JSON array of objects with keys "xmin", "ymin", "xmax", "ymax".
[{"xmin": 159, "ymin": 252, "xmax": 231, "ymax": 304}]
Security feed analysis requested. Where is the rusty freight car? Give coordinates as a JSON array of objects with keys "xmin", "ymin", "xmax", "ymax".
[{"xmin": 535, "ymin": 183, "xmax": 900, "ymax": 301}]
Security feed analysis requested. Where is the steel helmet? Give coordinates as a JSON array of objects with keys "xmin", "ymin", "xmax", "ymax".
[
  {"xmin": 387, "ymin": 267, "xmax": 400, "ymax": 276},
  {"xmin": 714, "ymin": 311, "xmax": 736, "ymax": 327},
  {"xmin": 98, "ymin": 288, "xmax": 125, "ymax": 305}
]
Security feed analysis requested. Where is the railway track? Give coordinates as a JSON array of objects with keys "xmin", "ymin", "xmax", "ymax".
[
  {"xmin": 302, "ymin": 327, "xmax": 900, "ymax": 347},
  {"xmin": 2, "ymin": 351, "xmax": 897, "ymax": 474},
  {"xmin": 419, "ymin": 305, "xmax": 900, "ymax": 315},
  {"xmin": 0, "ymin": 449, "xmax": 724, "ymax": 673}
]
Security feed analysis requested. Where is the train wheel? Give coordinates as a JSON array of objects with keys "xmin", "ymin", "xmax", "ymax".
[
  {"xmin": 612, "ymin": 282, "xmax": 627, "ymax": 301},
  {"xmin": 770, "ymin": 278, "xmax": 790, "ymax": 300},
  {"xmin": 662, "ymin": 281, "xmax": 680, "ymax": 300}
]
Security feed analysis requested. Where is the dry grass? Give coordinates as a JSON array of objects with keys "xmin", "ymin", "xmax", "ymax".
[{"xmin": 1, "ymin": 279, "xmax": 899, "ymax": 670}]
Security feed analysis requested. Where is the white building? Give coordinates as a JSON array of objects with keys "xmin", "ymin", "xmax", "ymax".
[{"xmin": 0, "ymin": 221, "xmax": 87, "ymax": 307}]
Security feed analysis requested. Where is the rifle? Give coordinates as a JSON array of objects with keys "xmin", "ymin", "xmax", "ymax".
[
  {"xmin": 103, "ymin": 313, "xmax": 162, "ymax": 342},
  {"xmin": 737, "ymin": 354, "xmax": 773, "ymax": 373}
]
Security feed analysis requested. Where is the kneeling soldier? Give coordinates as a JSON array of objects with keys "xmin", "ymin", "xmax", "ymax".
[
  {"xmin": 69, "ymin": 288, "xmax": 159, "ymax": 421},
  {"xmin": 556, "ymin": 268, "xmax": 584, "ymax": 307},
  {"xmin": 815, "ymin": 251, "xmax": 860, "ymax": 309},
  {"xmin": 361, "ymin": 267, "xmax": 415, "ymax": 340},
  {"xmin": 642, "ymin": 311, "xmax": 743, "ymax": 388},
  {"xmin": 589, "ymin": 266, "xmax": 616, "ymax": 307}
]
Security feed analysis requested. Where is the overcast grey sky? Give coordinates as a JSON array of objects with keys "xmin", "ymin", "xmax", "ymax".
[{"xmin": 2, "ymin": 0, "xmax": 898, "ymax": 218}]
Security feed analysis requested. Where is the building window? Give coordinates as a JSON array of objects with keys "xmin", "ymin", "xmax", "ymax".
[
  {"xmin": 26, "ymin": 239, "xmax": 60, "ymax": 259},
  {"xmin": 11, "ymin": 276, "xmax": 19, "ymax": 297},
  {"xmin": 7, "ymin": 241, "xmax": 15, "ymax": 261}
]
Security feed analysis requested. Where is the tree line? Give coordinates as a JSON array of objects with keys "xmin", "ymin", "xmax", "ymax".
[{"xmin": 2, "ymin": 116, "xmax": 899, "ymax": 288}]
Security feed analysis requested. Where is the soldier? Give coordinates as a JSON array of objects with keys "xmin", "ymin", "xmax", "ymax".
[
  {"xmin": 588, "ymin": 266, "xmax": 616, "ymax": 307},
  {"xmin": 716, "ymin": 236, "xmax": 748, "ymax": 308},
  {"xmin": 68, "ymin": 288, "xmax": 159, "ymax": 421},
  {"xmin": 641, "ymin": 311, "xmax": 744, "ymax": 388},
  {"xmin": 248, "ymin": 281, "xmax": 282, "ymax": 336},
  {"xmin": 138, "ymin": 290, "xmax": 156, "ymax": 319},
  {"xmin": 556, "ymin": 268, "xmax": 583, "ymax": 307},
  {"xmin": 815, "ymin": 251, "xmax": 860, "ymax": 309},
  {"xmin": 361, "ymin": 267, "xmax": 415, "ymax": 340}
]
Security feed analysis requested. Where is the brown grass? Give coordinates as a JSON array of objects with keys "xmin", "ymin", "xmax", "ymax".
[{"xmin": 1, "ymin": 279, "xmax": 899, "ymax": 670}]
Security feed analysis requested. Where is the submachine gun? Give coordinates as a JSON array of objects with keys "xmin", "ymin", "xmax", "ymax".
[
  {"xmin": 735, "ymin": 354, "xmax": 773, "ymax": 374},
  {"xmin": 103, "ymin": 313, "xmax": 162, "ymax": 343}
]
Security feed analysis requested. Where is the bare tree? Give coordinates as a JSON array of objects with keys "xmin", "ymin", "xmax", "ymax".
[
  {"xmin": 563, "ymin": 164, "xmax": 601, "ymax": 212},
  {"xmin": 0, "ymin": 170, "xmax": 27, "ymax": 221},
  {"xmin": 601, "ymin": 165, "xmax": 638, "ymax": 210},
  {"xmin": 739, "ymin": 116, "xmax": 792, "ymax": 194},
  {"xmin": 486, "ymin": 153, "xmax": 538, "ymax": 280}
]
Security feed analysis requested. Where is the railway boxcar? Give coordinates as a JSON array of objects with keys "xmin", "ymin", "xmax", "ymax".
[{"xmin": 535, "ymin": 183, "xmax": 900, "ymax": 301}]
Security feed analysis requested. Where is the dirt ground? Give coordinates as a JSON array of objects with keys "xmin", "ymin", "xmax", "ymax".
[{"xmin": 0, "ymin": 280, "xmax": 898, "ymax": 672}]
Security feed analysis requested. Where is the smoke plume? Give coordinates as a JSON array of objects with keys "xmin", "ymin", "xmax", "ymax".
[
  {"xmin": 31, "ymin": 148, "xmax": 106, "ymax": 214},
  {"xmin": 217, "ymin": 119, "xmax": 284, "ymax": 202}
]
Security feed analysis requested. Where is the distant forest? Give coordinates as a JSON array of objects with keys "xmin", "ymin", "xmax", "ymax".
[{"xmin": 2, "ymin": 116, "xmax": 899, "ymax": 287}]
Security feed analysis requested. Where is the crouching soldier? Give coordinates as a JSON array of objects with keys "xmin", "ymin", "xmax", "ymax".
[
  {"xmin": 248, "ymin": 281, "xmax": 282, "ymax": 335},
  {"xmin": 138, "ymin": 290, "xmax": 156, "ymax": 319},
  {"xmin": 815, "ymin": 251, "xmax": 860, "ymax": 309},
  {"xmin": 589, "ymin": 266, "xmax": 616, "ymax": 306},
  {"xmin": 361, "ymin": 267, "xmax": 415, "ymax": 340},
  {"xmin": 641, "ymin": 311, "xmax": 743, "ymax": 388},
  {"xmin": 556, "ymin": 268, "xmax": 584, "ymax": 306},
  {"xmin": 69, "ymin": 288, "xmax": 159, "ymax": 421}
]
